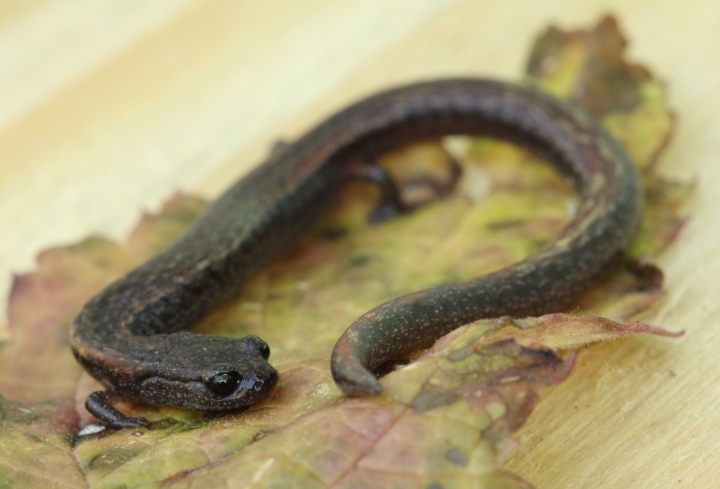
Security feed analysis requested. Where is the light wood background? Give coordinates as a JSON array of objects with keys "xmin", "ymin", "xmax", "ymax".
[{"xmin": 1, "ymin": 1, "xmax": 718, "ymax": 487}]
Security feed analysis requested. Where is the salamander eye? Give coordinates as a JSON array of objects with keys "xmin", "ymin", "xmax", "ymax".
[
  {"xmin": 206, "ymin": 372, "xmax": 240, "ymax": 397},
  {"xmin": 242, "ymin": 335, "xmax": 271, "ymax": 360},
  {"xmin": 259, "ymin": 341, "xmax": 270, "ymax": 360}
]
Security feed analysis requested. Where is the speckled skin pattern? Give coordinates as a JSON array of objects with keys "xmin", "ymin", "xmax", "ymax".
[{"xmin": 70, "ymin": 79, "xmax": 642, "ymax": 426}]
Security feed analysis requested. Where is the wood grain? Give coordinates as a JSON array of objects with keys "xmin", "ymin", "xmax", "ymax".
[{"xmin": 1, "ymin": 1, "xmax": 718, "ymax": 487}]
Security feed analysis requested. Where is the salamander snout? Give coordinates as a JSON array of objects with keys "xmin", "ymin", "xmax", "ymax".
[{"xmin": 253, "ymin": 365, "xmax": 278, "ymax": 393}]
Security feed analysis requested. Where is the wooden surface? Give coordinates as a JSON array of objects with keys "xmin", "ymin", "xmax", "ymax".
[{"xmin": 1, "ymin": 1, "xmax": 718, "ymax": 487}]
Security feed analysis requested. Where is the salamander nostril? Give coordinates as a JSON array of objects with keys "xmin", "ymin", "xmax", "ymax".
[{"xmin": 259, "ymin": 341, "xmax": 271, "ymax": 360}]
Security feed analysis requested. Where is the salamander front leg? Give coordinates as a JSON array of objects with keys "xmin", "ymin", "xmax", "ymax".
[{"xmin": 86, "ymin": 391, "xmax": 149, "ymax": 429}]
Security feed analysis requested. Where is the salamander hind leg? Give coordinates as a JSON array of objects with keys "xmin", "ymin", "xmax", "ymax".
[
  {"xmin": 345, "ymin": 162, "xmax": 409, "ymax": 223},
  {"xmin": 346, "ymin": 149, "xmax": 463, "ymax": 224},
  {"xmin": 86, "ymin": 390, "xmax": 149, "ymax": 429},
  {"xmin": 395, "ymin": 147, "xmax": 463, "ymax": 204}
]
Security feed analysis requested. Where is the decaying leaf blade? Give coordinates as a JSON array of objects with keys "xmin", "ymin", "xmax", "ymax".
[{"xmin": 152, "ymin": 314, "xmax": 673, "ymax": 489}]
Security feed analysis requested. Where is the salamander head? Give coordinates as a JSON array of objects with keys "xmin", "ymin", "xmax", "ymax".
[{"xmin": 136, "ymin": 333, "xmax": 278, "ymax": 411}]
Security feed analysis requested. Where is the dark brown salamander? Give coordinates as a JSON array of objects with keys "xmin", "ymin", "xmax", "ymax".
[{"xmin": 70, "ymin": 79, "xmax": 642, "ymax": 428}]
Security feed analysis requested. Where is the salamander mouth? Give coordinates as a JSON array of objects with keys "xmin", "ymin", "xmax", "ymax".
[{"xmin": 136, "ymin": 367, "xmax": 278, "ymax": 410}]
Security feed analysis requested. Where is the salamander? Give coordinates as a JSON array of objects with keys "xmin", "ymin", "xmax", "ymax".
[{"xmin": 70, "ymin": 79, "xmax": 642, "ymax": 428}]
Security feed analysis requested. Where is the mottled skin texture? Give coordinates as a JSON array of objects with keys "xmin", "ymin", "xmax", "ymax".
[{"xmin": 69, "ymin": 79, "xmax": 642, "ymax": 427}]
